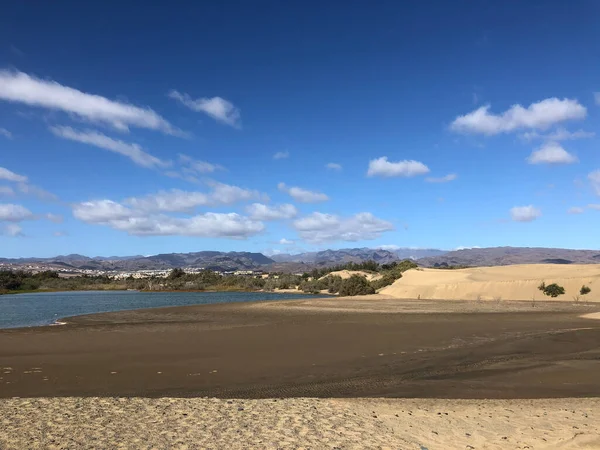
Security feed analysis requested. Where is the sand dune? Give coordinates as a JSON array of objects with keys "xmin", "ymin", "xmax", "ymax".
[
  {"xmin": 380, "ymin": 264, "xmax": 600, "ymax": 301},
  {"xmin": 1, "ymin": 397, "xmax": 598, "ymax": 449},
  {"xmin": 320, "ymin": 270, "xmax": 382, "ymax": 281}
]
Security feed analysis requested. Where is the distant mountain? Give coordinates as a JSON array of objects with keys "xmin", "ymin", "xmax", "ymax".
[
  {"xmin": 270, "ymin": 248, "xmax": 399, "ymax": 265},
  {"xmin": 0, "ymin": 251, "xmax": 275, "ymax": 272},
  {"xmin": 3, "ymin": 246, "xmax": 600, "ymax": 273},
  {"xmin": 391, "ymin": 248, "xmax": 447, "ymax": 260},
  {"xmin": 417, "ymin": 247, "xmax": 600, "ymax": 267}
]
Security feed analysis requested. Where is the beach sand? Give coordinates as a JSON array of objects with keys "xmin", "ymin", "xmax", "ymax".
[
  {"xmin": 2, "ymin": 296, "xmax": 600, "ymax": 448},
  {"xmin": 0, "ymin": 397, "xmax": 598, "ymax": 449},
  {"xmin": 380, "ymin": 264, "xmax": 600, "ymax": 301}
]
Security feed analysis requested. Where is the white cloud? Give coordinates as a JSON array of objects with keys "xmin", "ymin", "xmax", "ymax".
[
  {"xmin": 0, "ymin": 166, "xmax": 28, "ymax": 183},
  {"xmin": 246, "ymin": 203, "xmax": 297, "ymax": 221},
  {"xmin": 425, "ymin": 173, "xmax": 457, "ymax": 183},
  {"xmin": 0, "ymin": 127, "xmax": 12, "ymax": 139},
  {"xmin": 293, "ymin": 212, "xmax": 394, "ymax": 243},
  {"xmin": 526, "ymin": 142, "xmax": 577, "ymax": 165},
  {"xmin": 510, "ymin": 205, "xmax": 541, "ymax": 222},
  {"xmin": 273, "ymin": 151, "xmax": 290, "ymax": 160},
  {"xmin": 326, "ymin": 162, "xmax": 342, "ymax": 171},
  {"xmin": 17, "ymin": 183, "xmax": 58, "ymax": 201},
  {"xmin": 72, "ymin": 199, "xmax": 263, "ymax": 239},
  {"xmin": 568, "ymin": 207, "xmax": 585, "ymax": 214},
  {"xmin": 169, "ymin": 91, "xmax": 240, "ymax": 128},
  {"xmin": 588, "ymin": 204, "xmax": 600, "ymax": 210},
  {"xmin": 0, "ymin": 203, "xmax": 34, "ymax": 221},
  {"xmin": 0, "ymin": 186, "xmax": 14, "ymax": 196},
  {"xmin": 3, "ymin": 223, "xmax": 23, "ymax": 237},
  {"xmin": 521, "ymin": 127, "xmax": 595, "ymax": 141},
  {"xmin": 278, "ymin": 182, "xmax": 328, "ymax": 203},
  {"xmin": 450, "ymin": 98, "xmax": 586, "ymax": 135},
  {"xmin": 50, "ymin": 126, "xmax": 169, "ymax": 169},
  {"xmin": 367, "ymin": 157, "xmax": 430, "ymax": 177},
  {"xmin": 208, "ymin": 181, "xmax": 267, "ymax": 204},
  {"xmin": 0, "ymin": 70, "xmax": 180, "ymax": 134},
  {"xmin": 377, "ymin": 244, "xmax": 400, "ymax": 251},
  {"xmin": 279, "ymin": 238, "xmax": 294, "ymax": 245},
  {"xmin": 72, "ymin": 200, "xmax": 133, "ymax": 223},
  {"xmin": 590, "ymin": 170, "xmax": 600, "ymax": 196}
]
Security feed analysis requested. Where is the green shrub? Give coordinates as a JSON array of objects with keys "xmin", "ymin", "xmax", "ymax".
[
  {"xmin": 580, "ymin": 285, "xmax": 591, "ymax": 296},
  {"xmin": 338, "ymin": 275, "xmax": 375, "ymax": 296},
  {"xmin": 542, "ymin": 283, "xmax": 565, "ymax": 298}
]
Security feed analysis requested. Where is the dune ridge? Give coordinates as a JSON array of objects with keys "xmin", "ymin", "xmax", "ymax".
[{"xmin": 380, "ymin": 264, "xmax": 600, "ymax": 301}]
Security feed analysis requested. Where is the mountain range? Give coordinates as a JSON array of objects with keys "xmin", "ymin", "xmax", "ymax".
[{"xmin": 2, "ymin": 247, "xmax": 600, "ymax": 272}]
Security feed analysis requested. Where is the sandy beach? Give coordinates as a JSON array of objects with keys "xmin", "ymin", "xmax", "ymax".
[
  {"xmin": 2, "ymin": 295, "xmax": 600, "ymax": 448},
  {"xmin": 1, "ymin": 397, "xmax": 599, "ymax": 449}
]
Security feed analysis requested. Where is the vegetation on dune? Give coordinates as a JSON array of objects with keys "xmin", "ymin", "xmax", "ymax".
[
  {"xmin": 538, "ymin": 282, "xmax": 565, "ymax": 298},
  {"xmin": 580, "ymin": 285, "xmax": 591, "ymax": 296},
  {"xmin": 1, "ymin": 259, "xmax": 419, "ymax": 297},
  {"xmin": 298, "ymin": 259, "xmax": 418, "ymax": 295}
]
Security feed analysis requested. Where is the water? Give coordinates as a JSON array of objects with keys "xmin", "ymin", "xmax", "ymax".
[{"xmin": 0, "ymin": 290, "xmax": 318, "ymax": 329}]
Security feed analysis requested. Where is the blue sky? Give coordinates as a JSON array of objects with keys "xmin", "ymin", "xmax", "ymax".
[{"xmin": 1, "ymin": 0, "xmax": 600, "ymax": 258}]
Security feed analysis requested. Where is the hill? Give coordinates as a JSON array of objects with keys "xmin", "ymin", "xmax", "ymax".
[
  {"xmin": 418, "ymin": 247, "xmax": 600, "ymax": 267},
  {"xmin": 379, "ymin": 264, "xmax": 600, "ymax": 301}
]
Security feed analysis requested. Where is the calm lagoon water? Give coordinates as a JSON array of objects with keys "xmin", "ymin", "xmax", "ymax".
[{"xmin": 0, "ymin": 290, "xmax": 318, "ymax": 329}]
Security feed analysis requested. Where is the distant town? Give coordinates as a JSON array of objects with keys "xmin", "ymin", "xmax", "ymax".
[{"xmin": 0, "ymin": 262, "xmax": 266, "ymax": 279}]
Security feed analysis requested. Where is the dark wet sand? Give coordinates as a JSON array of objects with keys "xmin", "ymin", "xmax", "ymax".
[{"xmin": 1, "ymin": 297, "xmax": 600, "ymax": 399}]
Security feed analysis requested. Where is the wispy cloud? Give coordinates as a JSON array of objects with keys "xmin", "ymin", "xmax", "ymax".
[
  {"xmin": 527, "ymin": 142, "xmax": 577, "ymax": 165},
  {"xmin": 246, "ymin": 203, "xmax": 297, "ymax": 221},
  {"xmin": 278, "ymin": 182, "xmax": 329, "ymax": 203},
  {"xmin": 279, "ymin": 238, "xmax": 294, "ymax": 245},
  {"xmin": 521, "ymin": 127, "xmax": 594, "ymax": 142},
  {"xmin": 451, "ymin": 98, "xmax": 586, "ymax": 135},
  {"xmin": 0, "ymin": 166, "xmax": 27, "ymax": 183},
  {"xmin": 3, "ymin": 223, "xmax": 24, "ymax": 237},
  {"xmin": 123, "ymin": 184, "xmax": 261, "ymax": 214},
  {"xmin": 568, "ymin": 207, "xmax": 584, "ymax": 214},
  {"xmin": 0, "ymin": 70, "xmax": 181, "ymax": 135},
  {"xmin": 367, "ymin": 157, "xmax": 430, "ymax": 177},
  {"xmin": 510, "ymin": 205, "xmax": 541, "ymax": 222},
  {"xmin": 595, "ymin": 92, "xmax": 600, "ymax": 105},
  {"xmin": 178, "ymin": 154, "xmax": 224, "ymax": 174},
  {"xmin": 590, "ymin": 170, "xmax": 600, "ymax": 196},
  {"xmin": 588, "ymin": 204, "xmax": 600, "ymax": 211},
  {"xmin": 425, "ymin": 173, "xmax": 457, "ymax": 183},
  {"xmin": 50, "ymin": 126, "xmax": 169, "ymax": 169},
  {"xmin": 169, "ymin": 91, "xmax": 240, "ymax": 128},
  {"xmin": 17, "ymin": 183, "xmax": 58, "ymax": 201},
  {"xmin": 0, "ymin": 203, "xmax": 34, "ymax": 221},
  {"xmin": 273, "ymin": 150, "xmax": 290, "ymax": 160},
  {"xmin": 326, "ymin": 162, "xmax": 342, "ymax": 171},
  {"xmin": 293, "ymin": 212, "xmax": 394, "ymax": 243},
  {"xmin": 0, "ymin": 127, "xmax": 12, "ymax": 139}
]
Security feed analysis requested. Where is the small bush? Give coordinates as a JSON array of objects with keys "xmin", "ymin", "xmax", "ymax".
[
  {"xmin": 542, "ymin": 283, "xmax": 565, "ymax": 298},
  {"xmin": 580, "ymin": 285, "xmax": 591, "ymax": 296}
]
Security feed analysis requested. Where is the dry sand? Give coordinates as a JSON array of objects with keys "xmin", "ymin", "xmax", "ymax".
[
  {"xmin": 380, "ymin": 264, "xmax": 600, "ymax": 301},
  {"xmin": 0, "ymin": 397, "xmax": 598, "ymax": 449}
]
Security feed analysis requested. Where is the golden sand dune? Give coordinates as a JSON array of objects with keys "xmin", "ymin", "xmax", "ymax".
[
  {"xmin": 320, "ymin": 270, "xmax": 383, "ymax": 281},
  {"xmin": 1, "ymin": 397, "xmax": 598, "ymax": 449},
  {"xmin": 380, "ymin": 264, "xmax": 600, "ymax": 301}
]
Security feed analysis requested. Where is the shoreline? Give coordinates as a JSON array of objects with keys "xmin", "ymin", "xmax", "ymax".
[{"xmin": 2, "ymin": 296, "xmax": 600, "ymax": 399}]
